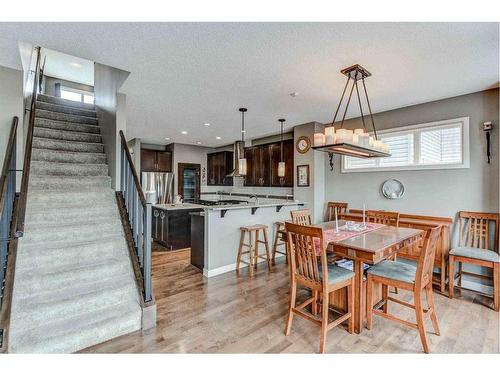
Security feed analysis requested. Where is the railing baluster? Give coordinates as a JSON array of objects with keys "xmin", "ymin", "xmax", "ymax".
[{"xmin": 143, "ymin": 203, "xmax": 152, "ymax": 302}]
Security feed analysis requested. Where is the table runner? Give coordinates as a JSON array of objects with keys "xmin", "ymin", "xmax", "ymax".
[{"xmin": 313, "ymin": 223, "xmax": 385, "ymax": 255}]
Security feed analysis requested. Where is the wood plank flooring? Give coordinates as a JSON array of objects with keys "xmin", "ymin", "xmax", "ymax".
[{"xmin": 81, "ymin": 249, "xmax": 499, "ymax": 353}]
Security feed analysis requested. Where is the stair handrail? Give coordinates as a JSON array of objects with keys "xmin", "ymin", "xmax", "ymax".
[
  {"xmin": 15, "ymin": 46, "xmax": 42, "ymax": 238},
  {"xmin": 0, "ymin": 116, "xmax": 19, "ymax": 350},
  {"xmin": 119, "ymin": 130, "xmax": 152, "ymax": 303}
]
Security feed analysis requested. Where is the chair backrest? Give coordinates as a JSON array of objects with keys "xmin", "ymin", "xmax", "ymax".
[
  {"xmin": 366, "ymin": 210, "xmax": 400, "ymax": 227},
  {"xmin": 415, "ymin": 226, "xmax": 441, "ymax": 289},
  {"xmin": 285, "ymin": 222, "xmax": 327, "ymax": 288},
  {"xmin": 458, "ymin": 211, "xmax": 499, "ymax": 251},
  {"xmin": 326, "ymin": 202, "xmax": 348, "ymax": 221},
  {"xmin": 291, "ymin": 209, "xmax": 312, "ymax": 226}
]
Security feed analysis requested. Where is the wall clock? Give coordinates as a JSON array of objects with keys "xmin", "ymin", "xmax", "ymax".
[{"xmin": 296, "ymin": 136, "xmax": 311, "ymax": 154}]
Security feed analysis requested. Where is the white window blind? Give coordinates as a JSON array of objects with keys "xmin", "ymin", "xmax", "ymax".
[{"xmin": 341, "ymin": 117, "xmax": 469, "ymax": 173}]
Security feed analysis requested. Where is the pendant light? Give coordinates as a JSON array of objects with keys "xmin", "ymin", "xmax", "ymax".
[
  {"xmin": 312, "ymin": 64, "xmax": 391, "ymax": 158},
  {"xmin": 277, "ymin": 119, "xmax": 286, "ymax": 180},
  {"xmin": 238, "ymin": 108, "xmax": 247, "ymax": 176}
]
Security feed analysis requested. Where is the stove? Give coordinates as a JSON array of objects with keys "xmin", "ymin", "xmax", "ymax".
[{"xmin": 197, "ymin": 199, "xmax": 248, "ymax": 206}]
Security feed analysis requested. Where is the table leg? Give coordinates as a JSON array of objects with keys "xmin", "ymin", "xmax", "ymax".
[{"xmin": 353, "ymin": 259, "xmax": 364, "ymax": 334}]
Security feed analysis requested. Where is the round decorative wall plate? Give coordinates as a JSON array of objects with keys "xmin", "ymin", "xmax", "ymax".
[
  {"xmin": 296, "ymin": 136, "xmax": 311, "ymax": 154},
  {"xmin": 381, "ymin": 179, "xmax": 405, "ymax": 199}
]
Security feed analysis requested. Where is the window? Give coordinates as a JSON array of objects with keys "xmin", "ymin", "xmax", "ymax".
[
  {"xmin": 341, "ymin": 117, "xmax": 469, "ymax": 173},
  {"xmin": 60, "ymin": 86, "xmax": 94, "ymax": 104}
]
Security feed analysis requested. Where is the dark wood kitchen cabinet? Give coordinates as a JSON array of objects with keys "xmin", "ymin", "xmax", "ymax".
[
  {"xmin": 270, "ymin": 139, "xmax": 293, "ymax": 187},
  {"xmin": 151, "ymin": 207, "xmax": 203, "ymax": 250},
  {"xmin": 141, "ymin": 149, "xmax": 172, "ymax": 172},
  {"xmin": 244, "ymin": 139, "xmax": 293, "ymax": 187},
  {"xmin": 207, "ymin": 151, "xmax": 233, "ymax": 186}
]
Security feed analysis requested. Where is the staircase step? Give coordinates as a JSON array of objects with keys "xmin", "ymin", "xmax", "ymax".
[
  {"xmin": 9, "ymin": 301, "xmax": 141, "ymax": 353},
  {"xmin": 16, "ymin": 235, "xmax": 126, "ymax": 270},
  {"xmin": 36, "ymin": 100, "xmax": 97, "ymax": 118},
  {"xmin": 27, "ymin": 189, "xmax": 116, "ymax": 206},
  {"xmin": 12, "ymin": 256, "xmax": 131, "ymax": 296},
  {"xmin": 22, "ymin": 218, "xmax": 123, "ymax": 245},
  {"xmin": 29, "ymin": 175, "xmax": 111, "ymax": 191},
  {"xmin": 12, "ymin": 279, "xmax": 138, "ymax": 335},
  {"xmin": 25, "ymin": 204, "xmax": 119, "ymax": 226},
  {"xmin": 31, "ymin": 160, "xmax": 108, "ymax": 177},
  {"xmin": 33, "ymin": 137, "xmax": 104, "ymax": 153},
  {"xmin": 34, "ymin": 127, "xmax": 102, "ymax": 143},
  {"xmin": 35, "ymin": 109, "xmax": 98, "ymax": 125},
  {"xmin": 32, "ymin": 148, "xmax": 106, "ymax": 164},
  {"xmin": 35, "ymin": 117, "xmax": 100, "ymax": 134},
  {"xmin": 37, "ymin": 94, "xmax": 95, "ymax": 111}
]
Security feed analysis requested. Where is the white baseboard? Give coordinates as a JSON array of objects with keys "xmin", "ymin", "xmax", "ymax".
[{"xmin": 203, "ymin": 254, "xmax": 285, "ymax": 278}]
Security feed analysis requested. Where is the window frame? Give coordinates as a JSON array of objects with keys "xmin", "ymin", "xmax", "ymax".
[
  {"xmin": 340, "ymin": 116, "xmax": 470, "ymax": 173},
  {"xmin": 60, "ymin": 86, "xmax": 94, "ymax": 104}
]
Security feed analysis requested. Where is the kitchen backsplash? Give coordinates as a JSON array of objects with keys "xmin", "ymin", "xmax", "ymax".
[{"xmin": 201, "ymin": 176, "xmax": 294, "ymax": 197}]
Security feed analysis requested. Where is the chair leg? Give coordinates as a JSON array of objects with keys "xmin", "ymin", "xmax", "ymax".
[
  {"xmin": 415, "ymin": 289, "xmax": 430, "ymax": 354},
  {"xmin": 425, "ymin": 283, "xmax": 440, "ymax": 336},
  {"xmin": 312, "ymin": 290, "xmax": 319, "ymax": 315},
  {"xmin": 271, "ymin": 225, "xmax": 279, "ymax": 266},
  {"xmin": 319, "ymin": 289, "xmax": 329, "ymax": 354},
  {"xmin": 285, "ymin": 278, "xmax": 297, "ymax": 336},
  {"xmin": 382, "ymin": 284, "xmax": 388, "ymax": 314},
  {"xmin": 493, "ymin": 263, "xmax": 499, "ymax": 312},
  {"xmin": 366, "ymin": 275, "xmax": 373, "ymax": 330},
  {"xmin": 262, "ymin": 227, "xmax": 272, "ymax": 271},
  {"xmin": 236, "ymin": 230, "xmax": 245, "ymax": 276},
  {"xmin": 448, "ymin": 256, "xmax": 455, "ymax": 299},
  {"xmin": 458, "ymin": 262, "xmax": 463, "ymax": 287},
  {"xmin": 347, "ymin": 278, "xmax": 354, "ymax": 334}
]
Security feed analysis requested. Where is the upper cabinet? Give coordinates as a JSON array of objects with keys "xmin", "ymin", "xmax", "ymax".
[
  {"xmin": 244, "ymin": 139, "xmax": 293, "ymax": 188},
  {"xmin": 207, "ymin": 151, "xmax": 233, "ymax": 186},
  {"xmin": 141, "ymin": 149, "xmax": 172, "ymax": 173}
]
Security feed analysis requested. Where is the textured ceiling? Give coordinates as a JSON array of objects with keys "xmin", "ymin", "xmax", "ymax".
[{"xmin": 0, "ymin": 22, "xmax": 498, "ymax": 146}]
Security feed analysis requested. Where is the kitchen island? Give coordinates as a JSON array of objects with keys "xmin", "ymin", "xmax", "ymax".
[{"xmin": 199, "ymin": 198, "xmax": 303, "ymax": 277}]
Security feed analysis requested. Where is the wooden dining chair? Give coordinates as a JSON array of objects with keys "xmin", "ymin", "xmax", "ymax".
[
  {"xmin": 284, "ymin": 222, "xmax": 354, "ymax": 353},
  {"xmin": 366, "ymin": 226, "xmax": 441, "ymax": 353},
  {"xmin": 449, "ymin": 211, "xmax": 499, "ymax": 311},
  {"xmin": 326, "ymin": 202, "xmax": 348, "ymax": 221},
  {"xmin": 290, "ymin": 209, "xmax": 312, "ymax": 226},
  {"xmin": 366, "ymin": 210, "xmax": 400, "ymax": 227}
]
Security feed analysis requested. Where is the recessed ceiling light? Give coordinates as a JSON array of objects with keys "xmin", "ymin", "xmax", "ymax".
[
  {"xmin": 216, "ymin": 136, "xmax": 221, "ymax": 140},
  {"xmin": 181, "ymin": 131, "xmax": 188, "ymax": 135},
  {"xmin": 203, "ymin": 123, "xmax": 211, "ymax": 127},
  {"xmin": 241, "ymin": 130, "xmax": 246, "ymax": 133},
  {"xmin": 290, "ymin": 92, "xmax": 299, "ymax": 97},
  {"xmin": 165, "ymin": 137, "xmax": 171, "ymax": 140},
  {"xmin": 70, "ymin": 62, "xmax": 82, "ymax": 68},
  {"xmin": 196, "ymin": 141, "xmax": 202, "ymax": 145}
]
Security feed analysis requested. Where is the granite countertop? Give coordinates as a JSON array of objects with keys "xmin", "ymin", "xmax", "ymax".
[
  {"xmin": 154, "ymin": 200, "xmax": 303, "ymax": 211},
  {"xmin": 153, "ymin": 203, "xmax": 206, "ymax": 210}
]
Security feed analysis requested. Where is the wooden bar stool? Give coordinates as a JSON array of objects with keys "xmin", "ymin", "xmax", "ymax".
[
  {"xmin": 272, "ymin": 221, "xmax": 287, "ymax": 265},
  {"xmin": 236, "ymin": 224, "xmax": 272, "ymax": 276}
]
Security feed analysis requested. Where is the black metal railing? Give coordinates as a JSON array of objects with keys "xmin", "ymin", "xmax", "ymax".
[
  {"xmin": 0, "ymin": 117, "xmax": 18, "ymax": 312},
  {"xmin": 15, "ymin": 46, "xmax": 41, "ymax": 238},
  {"xmin": 119, "ymin": 130, "xmax": 152, "ymax": 303}
]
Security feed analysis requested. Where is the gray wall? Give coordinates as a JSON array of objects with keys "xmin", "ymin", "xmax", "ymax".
[
  {"xmin": 294, "ymin": 121, "xmax": 325, "ymax": 223},
  {"xmin": 0, "ymin": 66, "xmax": 24, "ymax": 190},
  {"xmin": 324, "ymin": 88, "xmax": 499, "ymax": 246},
  {"xmin": 94, "ymin": 63, "xmax": 129, "ymax": 190}
]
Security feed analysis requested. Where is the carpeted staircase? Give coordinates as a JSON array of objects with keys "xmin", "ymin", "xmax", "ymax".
[{"xmin": 7, "ymin": 94, "xmax": 142, "ymax": 353}]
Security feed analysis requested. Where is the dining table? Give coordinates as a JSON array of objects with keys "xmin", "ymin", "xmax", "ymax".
[{"xmin": 283, "ymin": 219, "xmax": 424, "ymax": 334}]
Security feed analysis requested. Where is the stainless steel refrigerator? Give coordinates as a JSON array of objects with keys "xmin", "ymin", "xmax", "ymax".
[{"xmin": 141, "ymin": 172, "xmax": 174, "ymax": 204}]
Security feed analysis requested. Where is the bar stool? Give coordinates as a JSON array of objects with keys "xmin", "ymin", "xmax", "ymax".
[
  {"xmin": 236, "ymin": 224, "xmax": 272, "ymax": 276},
  {"xmin": 272, "ymin": 221, "xmax": 287, "ymax": 265}
]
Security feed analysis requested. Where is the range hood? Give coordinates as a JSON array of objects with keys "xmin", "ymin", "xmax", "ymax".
[{"xmin": 226, "ymin": 141, "xmax": 246, "ymax": 178}]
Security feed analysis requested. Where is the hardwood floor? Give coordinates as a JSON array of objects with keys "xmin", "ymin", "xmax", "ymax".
[{"xmin": 81, "ymin": 249, "xmax": 499, "ymax": 353}]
